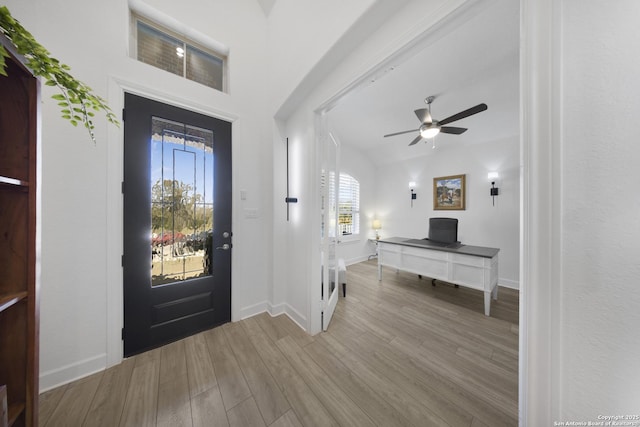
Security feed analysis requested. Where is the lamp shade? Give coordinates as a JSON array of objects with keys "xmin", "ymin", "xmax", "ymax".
[{"xmin": 372, "ymin": 219, "xmax": 382, "ymax": 230}]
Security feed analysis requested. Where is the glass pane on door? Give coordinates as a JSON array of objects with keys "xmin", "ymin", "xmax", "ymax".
[
  {"xmin": 150, "ymin": 117, "xmax": 214, "ymax": 286},
  {"xmin": 327, "ymin": 169, "xmax": 337, "ymax": 294}
]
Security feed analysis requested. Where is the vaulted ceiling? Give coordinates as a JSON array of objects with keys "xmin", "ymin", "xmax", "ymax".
[{"xmin": 328, "ymin": 0, "xmax": 519, "ymax": 166}]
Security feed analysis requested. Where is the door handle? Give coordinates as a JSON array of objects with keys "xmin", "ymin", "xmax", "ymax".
[{"xmin": 216, "ymin": 243, "xmax": 231, "ymax": 250}]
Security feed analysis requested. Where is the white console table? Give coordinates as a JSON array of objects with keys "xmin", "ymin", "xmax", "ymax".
[{"xmin": 377, "ymin": 237, "xmax": 499, "ymax": 316}]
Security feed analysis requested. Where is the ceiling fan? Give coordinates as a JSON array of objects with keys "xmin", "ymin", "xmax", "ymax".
[{"xmin": 384, "ymin": 96, "xmax": 488, "ymax": 146}]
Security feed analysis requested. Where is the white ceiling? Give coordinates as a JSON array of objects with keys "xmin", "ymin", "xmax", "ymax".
[
  {"xmin": 256, "ymin": 0, "xmax": 276, "ymax": 16},
  {"xmin": 328, "ymin": 0, "xmax": 520, "ymax": 166}
]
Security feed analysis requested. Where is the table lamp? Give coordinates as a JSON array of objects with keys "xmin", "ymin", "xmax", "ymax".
[{"xmin": 372, "ymin": 219, "xmax": 382, "ymax": 240}]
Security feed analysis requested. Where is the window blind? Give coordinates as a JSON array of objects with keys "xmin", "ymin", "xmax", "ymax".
[{"xmin": 337, "ymin": 173, "xmax": 360, "ymax": 235}]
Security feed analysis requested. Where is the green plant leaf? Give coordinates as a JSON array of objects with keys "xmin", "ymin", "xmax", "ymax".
[
  {"xmin": 1, "ymin": 5, "xmax": 120, "ymax": 143},
  {"xmin": 0, "ymin": 45, "xmax": 8, "ymax": 77}
]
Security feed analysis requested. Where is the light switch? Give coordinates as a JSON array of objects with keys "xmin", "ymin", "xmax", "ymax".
[
  {"xmin": 244, "ymin": 208, "xmax": 259, "ymax": 219},
  {"xmin": 240, "ymin": 189, "xmax": 247, "ymax": 200}
]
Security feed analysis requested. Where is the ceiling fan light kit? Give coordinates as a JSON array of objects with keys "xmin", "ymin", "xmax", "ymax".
[
  {"xmin": 419, "ymin": 123, "xmax": 440, "ymax": 139},
  {"xmin": 384, "ymin": 95, "xmax": 488, "ymax": 146}
]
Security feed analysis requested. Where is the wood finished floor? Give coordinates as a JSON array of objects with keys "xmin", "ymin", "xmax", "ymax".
[{"xmin": 39, "ymin": 260, "xmax": 519, "ymax": 427}]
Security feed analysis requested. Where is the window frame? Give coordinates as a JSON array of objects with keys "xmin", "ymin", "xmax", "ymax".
[
  {"xmin": 335, "ymin": 173, "xmax": 360, "ymax": 238},
  {"xmin": 130, "ymin": 13, "xmax": 228, "ymax": 93}
]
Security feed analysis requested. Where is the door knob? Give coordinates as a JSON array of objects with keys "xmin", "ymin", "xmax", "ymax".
[{"xmin": 216, "ymin": 243, "xmax": 231, "ymax": 250}]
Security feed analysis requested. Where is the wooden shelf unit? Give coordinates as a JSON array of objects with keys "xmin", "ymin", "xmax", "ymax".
[
  {"xmin": 0, "ymin": 293, "xmax": 28, "ymax": 314},
  {"xmin": 0, "ymin": 35, "xmax": 40, "ymax": 427},
  {"xmin": 0, "ymin": 177, "xmax": 29, "ymax": 188}
]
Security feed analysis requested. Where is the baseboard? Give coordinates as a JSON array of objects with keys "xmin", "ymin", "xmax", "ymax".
[
  {"xmin": 238, "ymin": 300, "xmax": 307, "ymax": 330},
  {"xmin": 345, "ymin": 255, "xmax": 370, "ymax": 266},
  {"xmin": 279, "ymin": 304, "xmax": 307, "ymax": 330},
  {"xmin": 268, "ymin": 302, "xmax": 288, "ymax": 317},
  {"xmin": 266, "ymin": 305, "xmax": 308, "ymax": 332},
  {"xmin": 499, "ymin": 278, "xmax": 520, "ymax": 290},
  {"xmin": 237, "ymin": 300, "xmax": 270, "ymax": 320},
  {"xmin": 39, "ymin": 353, "xmax": 107, "ymax": 393},
  {"xmin": 238, "ymin": 300, "xmax": 308, "ymax": 331}
]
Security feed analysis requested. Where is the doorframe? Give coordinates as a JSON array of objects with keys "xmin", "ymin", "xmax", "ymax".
[
  {"xmin": 306, "ymin": 0, "xmax": 556, "ymax": 424},
  {"xmin": 105, "ymin": 78, "xmax": 238, "ymax": 367},
  {"xmin": 314, "ymin": 113, "xmax": 341, "ymax": 333},
  {"xmin": 519, "ymin": 0, "xmax": 563, "ymax": 423}
]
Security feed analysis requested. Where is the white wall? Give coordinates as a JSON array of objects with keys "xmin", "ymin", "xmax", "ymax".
[
  {"xmin": 559, "ymin": 0, "xmax": 640, "ymax": 419},
  {"xmin": 522, "ymin": 0, "xmax": 640, "ymax": 423},
  {"xmin": 3, "ymin": 0, "xmax": 275, "ymax": 390},
  {"xmin": 279, "ymin": 108, "xmax": 317, "ymax": 328},
  {"xmin": 375, "ymin": 137, "xmax": 520, "ymax": 287},
  {"xmin": 266, "ymin": 0, "xmax": 377, "ymax": 113},
  {"xmin": 273, "ymin": 0, "xmax": 480, "ymax": 334},
  {"xmin": 267, "ymin": 0, "xmax": 389, "ymax": 321},
  {"xmin": 268, "ymin": 0, "xmax": 406, "ymax": 331},
  {"xmin": 325, "ymin": 132, "xmax": 520, "ymax": 286}
]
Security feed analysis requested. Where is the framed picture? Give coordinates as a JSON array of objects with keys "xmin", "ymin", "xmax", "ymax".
[{"xmin": 433, "ymin": 174, "xmax": 466, "ymax": 210}]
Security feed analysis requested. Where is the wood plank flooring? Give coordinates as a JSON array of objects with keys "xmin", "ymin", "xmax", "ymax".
[{"xmin": 39, "ymin": 260, "xmax": 519, "ymax": 426}]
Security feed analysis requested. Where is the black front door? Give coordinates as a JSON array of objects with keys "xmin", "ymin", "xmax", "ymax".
[{"xmin": 123, "ymin": 93, "xmax": 232, "ymax": 356}]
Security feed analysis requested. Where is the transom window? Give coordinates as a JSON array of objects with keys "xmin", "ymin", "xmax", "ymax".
[{"xmin": 131, "ymin": 16, "xmax": 226, "ymax": 92}]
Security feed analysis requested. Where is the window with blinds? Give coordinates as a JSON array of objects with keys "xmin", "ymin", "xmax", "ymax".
[{"xmin": 329, "ymin": 173, "xmax": 360, "ymax": 236}]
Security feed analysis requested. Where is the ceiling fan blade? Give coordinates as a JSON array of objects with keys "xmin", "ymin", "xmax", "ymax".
[
  {"xmin": 408, "ymin": 135, "xmax": 423, "ymax": 146},
  {"xmin": 440, "ymin": 126, "xmax": 468, "ymax": 135},
  {"xmin": 439, "ymin": 103, "xmax": 488, "ymax": 126},
  {"xmin": 414, "ymin": 108, "xmax": 432, "ymax": 124},
  {"xmin": 384, "ymin": 129, "xmax": 419, "ymax": 138}
]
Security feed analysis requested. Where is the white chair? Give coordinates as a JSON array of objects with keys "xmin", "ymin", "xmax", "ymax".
[{"xmin": 338, "ymin": 258, "xmax": 347, "ymax": 297}]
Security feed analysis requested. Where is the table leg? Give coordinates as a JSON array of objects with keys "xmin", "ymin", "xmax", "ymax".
[
  {"xmin": 377, "ymin": 262, "xmax": 382, "ymax": 281},
  {"xmin": 492, "ymin": 284, "xmax": 499, "ymax": 301},
  {"xmin": 484, "ymin": 291, "xmax": 491, "ymax": 316}
]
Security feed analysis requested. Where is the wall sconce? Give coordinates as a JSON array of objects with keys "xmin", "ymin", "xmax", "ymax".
[
  {"xmin": 409, "ymin": 181, "xmax": 417, "ymax": 207},
  {"xmin": 488, "ymin": 172, "xmax": 499, "ymax": 206},
  {"xmin": 284, "ymin": 138, "xmax": 298, "ymax": 221},
  {"xmin": 372, "ymin": 219, "xmax": 382, "ymax": 240}
]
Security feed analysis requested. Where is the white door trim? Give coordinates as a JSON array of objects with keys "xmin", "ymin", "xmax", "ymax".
[
  {"xmin": 105, "ymin": 76, "xmax": 239, "ymax": 368},
  {"xmin": 519, "ymin": 0, "xmax": 563, "ymax": 424}
]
